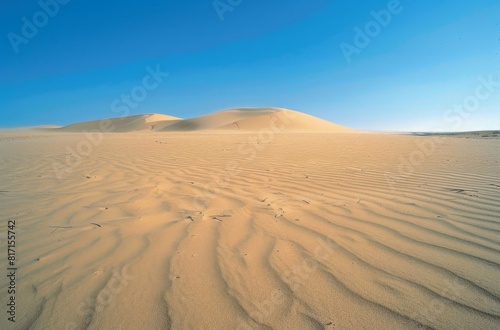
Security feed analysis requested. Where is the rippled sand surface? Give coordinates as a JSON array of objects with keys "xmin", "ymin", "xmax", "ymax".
[{"xmin": 1, "ymin": 131, "xmax": 499, "ymax": 329}]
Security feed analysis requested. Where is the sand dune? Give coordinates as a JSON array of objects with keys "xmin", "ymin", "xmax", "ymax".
[
  {"xmin": 56, "ymin": 108, "xmax": 357, "ymax": 133},
  {"xmin": 158, "ymin": 108, "xmax": 357, "ymax": 132},
  {"xmin": 0, "ymin": 129, "xmax": 499, "ymax": 329},
  {"xmin": 58, "ymin": 114, "xmax": 182, "ymax": 132}
]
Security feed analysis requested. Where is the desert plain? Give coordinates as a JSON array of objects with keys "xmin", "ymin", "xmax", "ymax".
[{"xmin": 1, "ymin": 108, "xmax": 499, "ymax": 329}]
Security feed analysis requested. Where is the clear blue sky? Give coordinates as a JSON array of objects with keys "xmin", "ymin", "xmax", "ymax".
[{"xmin": 1, "ymin": 0, "xmax": 499, "ymax": 131}]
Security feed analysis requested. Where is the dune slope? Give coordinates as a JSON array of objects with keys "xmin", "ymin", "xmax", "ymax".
[
  {"xmin": 57, "ymin": 108, "xmax": 357, "ymax": 133},
  {"xmin": 58, "ymin": 114, "xmax": 181, "ymax": 132}
]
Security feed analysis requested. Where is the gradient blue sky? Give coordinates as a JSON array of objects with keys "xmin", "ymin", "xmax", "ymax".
[{"xmin": 1, "ymin": 0, "xmax": 499, "ymax": 131}]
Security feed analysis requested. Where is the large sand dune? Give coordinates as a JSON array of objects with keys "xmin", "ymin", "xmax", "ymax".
[
  {"xmin": 0, "ymin": 126, "xmax": 499, "ymax": 329},
  {"xmin": 158, "ymin": 108, "xmax": 356, "ymax": 132},
  {"xmin": 57, "ymin": 108, "xmax": 357, "ymax": 133}
]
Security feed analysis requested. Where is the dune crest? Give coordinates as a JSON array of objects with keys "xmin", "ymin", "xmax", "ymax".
[{"xmin": 58, "ymin": 108, "xmax": 357, "ymax": 133}]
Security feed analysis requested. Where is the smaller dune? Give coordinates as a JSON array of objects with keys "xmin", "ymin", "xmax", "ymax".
[{"xmin": 58, "ymin": 114, "xmax": 181, "ymax": 132}]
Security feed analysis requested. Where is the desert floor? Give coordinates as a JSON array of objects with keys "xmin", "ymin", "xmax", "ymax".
[{"xmin": 1, "ymin": 131, "xmax": 499, "ymax": 329}]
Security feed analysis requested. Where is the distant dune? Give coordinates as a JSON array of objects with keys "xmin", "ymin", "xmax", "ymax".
[
  {"xmin": 58, "ymin": 114, "xmax": 182, "ymax": 132},
  {"xmin": 57, "ymin": 108, "xmax": 357, "ymax": 133}
]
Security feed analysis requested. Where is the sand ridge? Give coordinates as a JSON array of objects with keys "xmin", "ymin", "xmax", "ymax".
[
  {"xmin": 0, "ymin": 130, "xmax": 499, "ymax": 329},
  {"xmin": 55, "ymin": 108, "xmax": 358, "ymax": 133}
]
